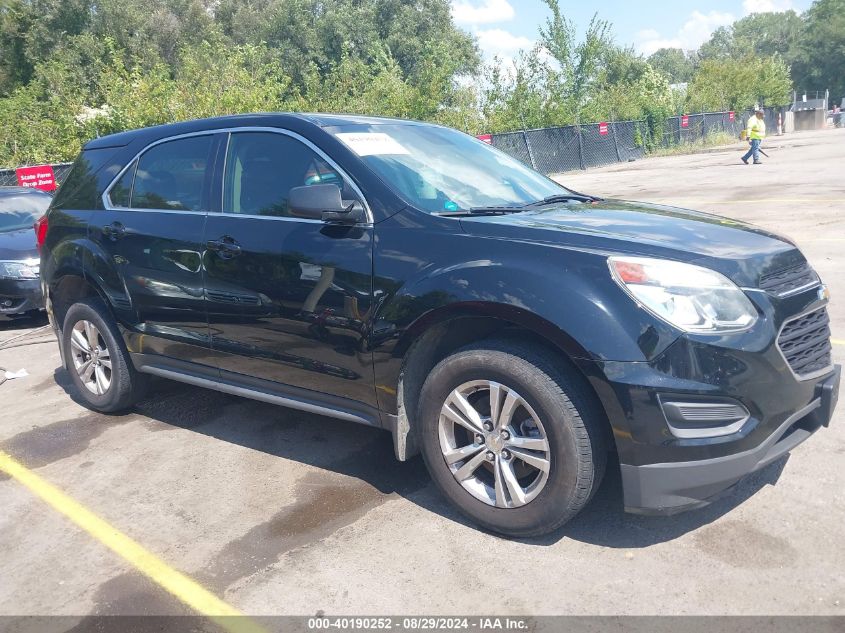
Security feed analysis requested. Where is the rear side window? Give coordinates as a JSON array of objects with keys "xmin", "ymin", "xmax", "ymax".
[
  {"xmin": 128, "ymin": 135, "xmax": 214, "ymax": 211},
  {"xmin": 222, "ymin": 132, "xmax": 345, "ymax": 217},
  {"xmin": 53, "ymin": 146, "xmax": 123, "ymax": 210}
]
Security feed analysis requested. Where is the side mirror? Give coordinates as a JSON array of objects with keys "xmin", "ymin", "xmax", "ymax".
[{"xmin": 289, "ymin": 184, "xmax": 365, "ymax": 225}]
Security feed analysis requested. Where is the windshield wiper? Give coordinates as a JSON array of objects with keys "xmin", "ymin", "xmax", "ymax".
[
  {"xmin": 522, "ymin": 192, "xmax": 602, "ymax": 208},
  {"xmin": 433, "ymin": 206, "xmax": 526, "ymax": 217},
  {"xmin": 469, "ymin": 206, "xmax": 526, "ymax": 214}
]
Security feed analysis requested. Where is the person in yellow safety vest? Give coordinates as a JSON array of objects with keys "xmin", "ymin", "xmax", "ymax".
[{"xmin": 741, "ymin": 106, "xmax": 766, "ymax": 165}]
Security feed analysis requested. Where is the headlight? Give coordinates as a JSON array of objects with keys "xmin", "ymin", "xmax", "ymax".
[
  {"xmin": 608, "ymin": 256, "xmax": 757, "ymax": 333},
  {"xmin": 0, "ymin": 259, "xmax": 40, "ymax": 280}
]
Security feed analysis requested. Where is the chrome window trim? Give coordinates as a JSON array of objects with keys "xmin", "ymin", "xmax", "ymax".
[{"xmin": 101, "ymin": 126, "xmax": 374, "ymax": 224}]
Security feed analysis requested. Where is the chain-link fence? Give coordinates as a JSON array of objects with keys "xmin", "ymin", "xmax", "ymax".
[
  {"xmin": 491, "ymin": 120, "xmax": 643, "ymax": 174},
  {"xmin": 490, "ymin": 107, "xmax": 789, "ymax": 175},
  {"xmin": 0, "ymin": 163, "xmax": 73, "ymax": 189}
]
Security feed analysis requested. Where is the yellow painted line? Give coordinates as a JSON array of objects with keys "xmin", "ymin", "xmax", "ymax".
[
  {"xmin": 833, "ymin": 338, "xmax": 845, "ymax": 346},
  {"xmin": 0, "ymin": 451, "xmax": 266, "ymax": 633}
]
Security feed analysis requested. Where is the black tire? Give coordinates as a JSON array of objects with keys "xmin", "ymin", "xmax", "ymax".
[
  {"xmin": 418, "ymin": 340, "xmax": 607, "ymax": 537},
  {"xmin": 62, "ymin": 297, "xmax": 147, "ymax": 413}
]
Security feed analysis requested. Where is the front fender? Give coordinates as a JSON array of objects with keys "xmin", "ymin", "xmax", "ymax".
[{"xmin": 384, "ymin": 255, "xmax": 679, "ymax": 364}]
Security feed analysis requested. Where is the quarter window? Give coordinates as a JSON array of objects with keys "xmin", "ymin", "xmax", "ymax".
[
  {"xmin": 130, "ymin": 136, "xmax": 214, "ymax": 211},
  {"xmin": 109, "ymin": 161, "xmax": 135, "ymax": 207},
  {"xmin": 223, "ymin": 132, "xmax": 347, "ymax": 217}
]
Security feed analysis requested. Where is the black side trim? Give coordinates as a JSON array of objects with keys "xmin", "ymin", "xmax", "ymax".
[{"xmin": 131, "ymin": 353, "xmax": 386, "ymax": 429}]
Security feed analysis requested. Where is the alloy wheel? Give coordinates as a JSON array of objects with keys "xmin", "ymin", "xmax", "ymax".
[
  {"xmin": 70, "ymin": 320, "xmax": 112, "ymax": 396},
  {"xmin": 438, "ymin": 380, "xmax": 551, "ymax": 508}
]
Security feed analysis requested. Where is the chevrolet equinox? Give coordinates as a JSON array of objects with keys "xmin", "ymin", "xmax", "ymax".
[{"xmin": 39, "ymin": 114, "xmax": 840, "ymax": 536}]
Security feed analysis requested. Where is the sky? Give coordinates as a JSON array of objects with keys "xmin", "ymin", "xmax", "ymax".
[{"xmin": 450, "ymin": 0, "xmax": 813, "ymax": 66}]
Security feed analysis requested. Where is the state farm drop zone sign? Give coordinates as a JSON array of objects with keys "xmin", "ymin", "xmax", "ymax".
[{"xmin": 16, "ymin": 165, "xmax": 56, "ymax": 192}]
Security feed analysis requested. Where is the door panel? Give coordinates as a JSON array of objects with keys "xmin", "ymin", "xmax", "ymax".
[
  {"xmin": 203, "ymin": 131, "xmax": 376, "ymax": 406},
  {"xmin": 94, "ymin": 134, "xmax": 219, "ymax": 364}
]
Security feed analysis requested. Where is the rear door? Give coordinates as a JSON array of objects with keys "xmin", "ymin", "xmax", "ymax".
[
  {"xmin": 203, "ymin": 129, "xmax": 377, "ymax": 407},
  {"xmin": 94, "ymin": 133, "xmax": 222, "ymax": 365}
]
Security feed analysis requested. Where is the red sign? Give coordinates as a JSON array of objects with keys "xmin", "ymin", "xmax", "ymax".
[
  {"xmin": 729, "ymin": 111, "xmax": 735, "ymax": 121},
  {"xmin": 16, "ymin": 165, "xmax": 56, "ymax": 192},
  {"xmin": 681, "ymin": 115, "xmax": 690, "ymax": 128},
  {"xmin": 476, "ymin": 134, "xmax": 493, "ymax": 144},
  {"xmin": 598, "ymin": 122, "xmax": 609, "ymax": 136}
]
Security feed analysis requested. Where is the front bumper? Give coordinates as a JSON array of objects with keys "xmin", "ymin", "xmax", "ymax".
[
  {"xmin": 621, "ymin": 366, "xmax": 839, "ymax": 514},
  {"xmin": 0, "ymin": 278, "xmax": 43, "ymax": 319},
  {"xmin": 577, "ymin": 301, "xmax": 840, "ymax": 515}
]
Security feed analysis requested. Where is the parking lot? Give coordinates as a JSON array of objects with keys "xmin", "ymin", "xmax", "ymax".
[{"xmin": 1, "ymin": 127, "xmax": 843, "ymax": 623}]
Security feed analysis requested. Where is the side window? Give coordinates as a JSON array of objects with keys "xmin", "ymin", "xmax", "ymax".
[
  {"xmin": 223, "ymin": 132, "xmax": 348, "ymax": 217},
  {"xmin": 131, "ymin": 136, "xmax": 214, "ymax": 211},
  {"xmin": 109, "ymin": 161, "xmax": 136, "ymax": 207}
]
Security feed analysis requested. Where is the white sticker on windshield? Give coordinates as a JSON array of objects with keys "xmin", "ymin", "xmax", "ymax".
[{"xmin": 336, "ymin": 132, "xmax": 410, "ymax": 156}]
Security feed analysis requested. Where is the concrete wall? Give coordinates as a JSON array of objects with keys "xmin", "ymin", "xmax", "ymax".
[{"xmin": 794, "ymin": 109, "xmax": 826, "ymax": 131}]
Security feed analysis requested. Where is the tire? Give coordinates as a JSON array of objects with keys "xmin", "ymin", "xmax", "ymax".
[
  {"xmin": 418, "ymin": 340, "xmax": 607, "ymax": 537},
  {"xmin": 62, "ymin": 297, "xmax": 147, "ymax": 413}
]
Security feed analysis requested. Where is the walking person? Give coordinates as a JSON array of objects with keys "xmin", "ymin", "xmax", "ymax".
[{"xmin": 742, "ymin": 106, "xmax": 766, "ymax": 164}]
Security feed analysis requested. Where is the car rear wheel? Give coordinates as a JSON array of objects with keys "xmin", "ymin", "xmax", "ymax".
[
  {"xmin": 62, "ymin": 298, "xmax": 147, "ymax": 413},
  {"xmin": 418, "ymin": 340, "xmax": 607, "ymax": 537}
]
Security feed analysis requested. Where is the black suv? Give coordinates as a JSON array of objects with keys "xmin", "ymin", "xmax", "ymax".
[{"xmin": 40, "ymin": 114, "xmax": 839, "ymax": 536}]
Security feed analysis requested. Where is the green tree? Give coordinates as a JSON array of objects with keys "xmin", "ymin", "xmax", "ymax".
[
  {"xmin": 793, "ymin": 0, "xmax": 845, "ymax": 97},
  {"xmin": 0, "ymin": 0, "xmax": 36, "ymax": 94},
  {"xmin": 216, "ymin": 0, "xmax": 478, "ymax": 95},
  {"xmin": 647, "ymin": 48, "xmax": 696, "ymax": 84},
  {"xmin": 698, "ymin": 11, "xmax": 803, "ymax": 87},
  {"xmin": 539, "ymin": 1, "xmax": 613, "ymax": 123},
  {"xmin": 686, "ymin": 55, "xmax": 792, "ymax": 112}
]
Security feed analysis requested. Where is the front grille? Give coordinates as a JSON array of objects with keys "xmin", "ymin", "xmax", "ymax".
[
  {"xmin": 760, "ymin": 262, "xmax": 818, "ymax": 296},
  {"xmin": 778, "ymin": 308, "xmax": 832, "ymax": 377}
]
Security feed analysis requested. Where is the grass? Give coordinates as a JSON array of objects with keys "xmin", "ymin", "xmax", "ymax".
[{"xmin": 646, "ymin": 131, "xmax": 741, "ymax": 157}]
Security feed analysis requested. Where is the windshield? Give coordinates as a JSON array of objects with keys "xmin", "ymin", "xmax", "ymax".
[
  {"xmin": 0, "ymin": 191, "xmax": 50, "ymax": 233},
  {"xmin": 329, "ymin": 123, "xmax": 571, "ymax": 214}
]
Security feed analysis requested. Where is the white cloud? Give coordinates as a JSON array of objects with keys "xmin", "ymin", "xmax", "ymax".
[
  {"xmin": 475, "ymin": 28, "xmax": 534, "ymax": 60},
  {"xmin": 636, "ymin": 28, "xmax": 661, "ymax": 41},
  {"xmin": 677, "ymin": 10, "xmax": 735, "ymax": 47},
  {"xmin": 742, "ymin": 0, "xmax": 793, "ymax": 14},
  {"xmin": 451, "ymin": 1, "xmax": 527, "ymax": 72},
  {"xmin": 636, "ymin": 0, "xmax": 796, "ymax": 57},
  {"xmin": 452, "ymin": 0, "xmax": 515, "ymax": 26},
  {"xmin": 636, "ymin": 10, "xmax": 735, "ymax": 56}
]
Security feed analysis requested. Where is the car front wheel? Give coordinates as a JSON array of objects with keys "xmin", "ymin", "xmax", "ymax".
[{"xmin": 418, "ymin": 340, "xmax": 607, "ymax": 537}]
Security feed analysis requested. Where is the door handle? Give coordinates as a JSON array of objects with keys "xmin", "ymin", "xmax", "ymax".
[
  {"xmin": 102, "ymin": 222, "xmax": 126, "ymax": 241},
  {"xmin": 207, "ymin": 236, "xmax": 242, "ymax": 259}
]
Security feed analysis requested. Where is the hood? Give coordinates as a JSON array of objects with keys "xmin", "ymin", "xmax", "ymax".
[
  {"xmin": 458, "ymin": 200, "xmax": 803, "ymax": 287},
  {"xmin": 0, "ymin": 227, "xmax": 40, "ymax": 261}
]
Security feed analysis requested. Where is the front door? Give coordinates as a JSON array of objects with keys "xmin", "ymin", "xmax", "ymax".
[
  {"xmin": 94, "ymin": 133, "xmax": 222, "ymax": 365},
  {"xmin": 203, "ymin": 130, "xmax": 376, "ymax": 407}
]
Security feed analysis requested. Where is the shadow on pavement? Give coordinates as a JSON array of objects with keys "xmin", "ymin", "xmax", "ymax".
[
  {"xmin": 51, "ymin": 366, "xmax": 790, "ymax": 548},
  {"xmin": 0, "ymin": 311, "xmax": 48, "ymax": 333}
]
